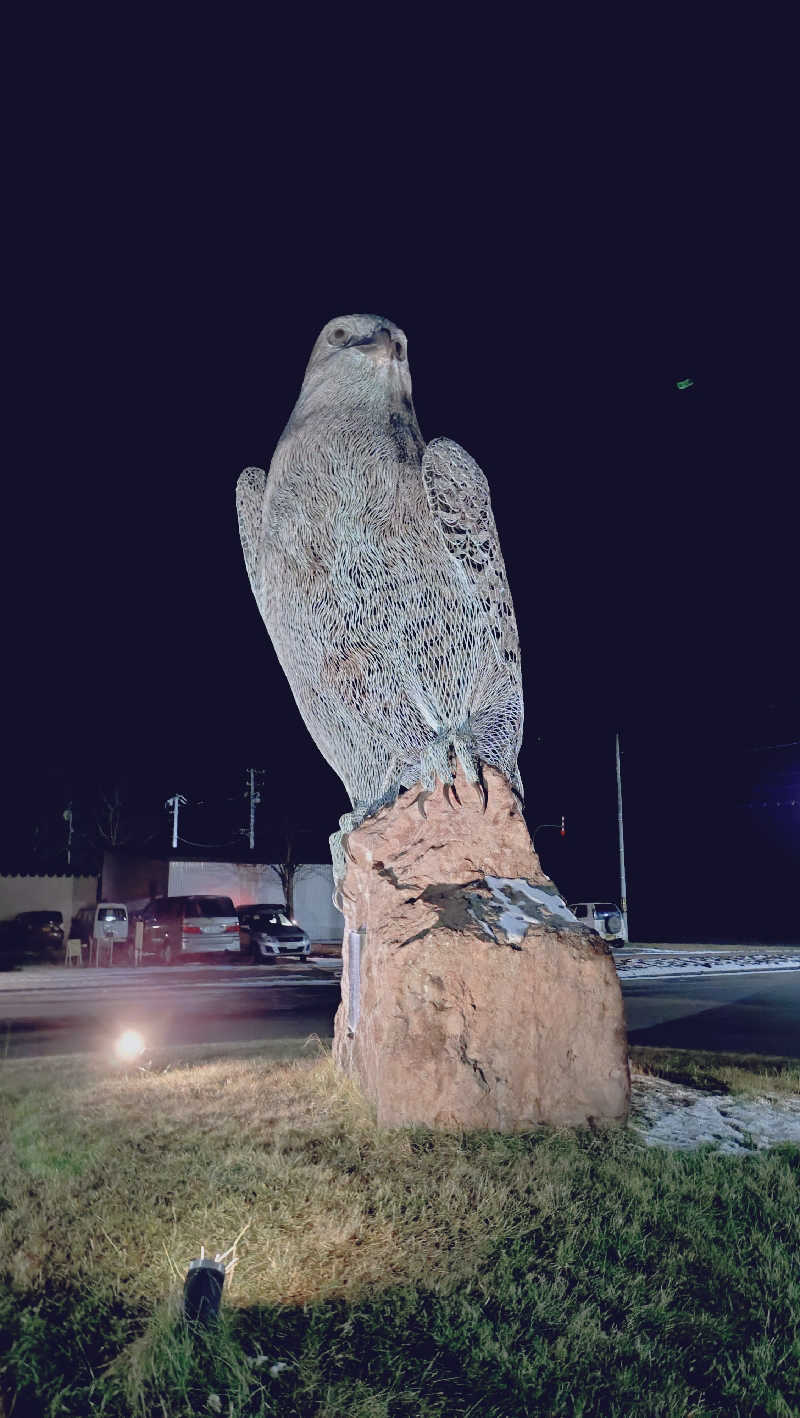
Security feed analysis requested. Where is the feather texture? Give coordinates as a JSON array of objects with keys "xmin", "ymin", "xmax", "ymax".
[
  {"xmin": 236, "ymin": 465, "xmax": 267, "ymax": 599},
  {"xmin": 236, "ymin": 315, "xmax": 524, "ymax": 883}
]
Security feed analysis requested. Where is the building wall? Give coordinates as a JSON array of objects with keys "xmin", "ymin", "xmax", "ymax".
[
  {"xmin": 0, "ymin": 874, "xmax": 99, "ymax": 931},
  {"xmin": 167, "ymin": 859, "xmax": 283, "ymax": 906},
  {"xmin": 166, "ymin": 860, "xmax": 343, "ymax": 941},
  {"xmin": 101, "ymin": 854, "xmax": 345, "ymax": 942},
  {"xmin": 102, "ymin": 855, "xmax": 170, "ymax": 906},
  {"xmin": 294, "ymin": 864, "xmax": 343, "ymax": 943}
]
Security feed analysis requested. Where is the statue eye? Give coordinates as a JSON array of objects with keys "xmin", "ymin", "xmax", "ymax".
[
  {"xmin": 328, "ymin": 327, "xmax": 349, "ymax": 346},
  {"xmin": 394, "ymin": 340, "xmax": 405, "ymax": 361}
]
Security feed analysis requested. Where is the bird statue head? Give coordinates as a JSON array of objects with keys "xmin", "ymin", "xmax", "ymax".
[{"xmin": 287, "ymin": 314, "xmax": 418, "ymax": 440}]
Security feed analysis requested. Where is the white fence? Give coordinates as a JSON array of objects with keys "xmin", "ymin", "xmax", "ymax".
[
  {"xmin": 0, "ymin": 873, "xmax": 98, "ymax": 931},
  {"xmin": 165, "ymin": 859, "xmax": 343, "ymax": 942}
]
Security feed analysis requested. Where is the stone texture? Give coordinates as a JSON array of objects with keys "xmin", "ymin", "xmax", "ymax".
[{"xmin": 333, "ymin": 767, "xmax": 630, "ymax": 1130}]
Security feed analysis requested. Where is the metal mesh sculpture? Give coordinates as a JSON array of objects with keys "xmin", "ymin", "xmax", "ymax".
[{"xmin": 236, "ymin": 314, "xmax": 524, "ymax": 891}]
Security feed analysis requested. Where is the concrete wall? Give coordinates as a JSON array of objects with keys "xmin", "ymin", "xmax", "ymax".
[
  {"xmin": 0, "ymin": 874, "xmax": 99, "ymax": 932},
  {"xmin": 167, "ymin": 860, "xmax": 343, "ymax": 942},
  {"xmin": 102, "ymin": 855, "xmax": 169, "ymax": 905},
  {"xmin": 294, "ymin": 864, "xmax": 343, "ymax": 943},
  {"xmin": 100, "ymin": 854, "xmax": 345, "ymax": 942},
  {"xmin": 168, "ymin": 859, "xmax": 283, "ymax": 906}
]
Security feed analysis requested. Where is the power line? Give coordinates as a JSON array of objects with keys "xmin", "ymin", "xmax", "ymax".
[
  {"xmin": 742, "ymin": 801, "xmax": 799, "ymax": 809},
  {"xmin": 177, "ymin": 835, "xmax": 242, "ymax": 850},
  {"xmin": 748, "ymin": 739, "xmax": 800, "ymax": 752}
]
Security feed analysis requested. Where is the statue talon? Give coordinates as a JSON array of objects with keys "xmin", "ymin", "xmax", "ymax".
[
  {"xmin": 416, "ymin": 788, "xmax": 433, "ymax": 819},
  {"xmin": 473, "ymin": 780, "xmax": 488, "ymax": 813},
  {"xmin": 443, "ymin": 783, "xmax": 461, "ymax": 810}
]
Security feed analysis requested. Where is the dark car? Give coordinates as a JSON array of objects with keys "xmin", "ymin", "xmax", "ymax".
[
  {"xmin": 6, "ymin": 910, "xmax": 65, "ymax": 957},
  {"xmin": 237, "ymin": 904, "xmax": 310, "ymax": 962},
  {"xmin": 0, "ymin": 918, "xmax": 25, "ymax": 969}
]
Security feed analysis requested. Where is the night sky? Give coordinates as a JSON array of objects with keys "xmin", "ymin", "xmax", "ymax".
[{"xmin": 3, "ymin": 16, "xmax": 796, "ymax": 941}]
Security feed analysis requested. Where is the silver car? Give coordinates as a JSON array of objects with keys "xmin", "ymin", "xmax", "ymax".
[
  {"xmin": 138, "ymin": 894, "xmax": 241, "ymax": 964},
  {"xmin": 238, "ymin": 904, "xmax": 310, "ymax": 962}
]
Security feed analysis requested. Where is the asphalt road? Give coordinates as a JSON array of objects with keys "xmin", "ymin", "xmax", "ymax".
[
  {"xmin": 623, "ymin": 970, "xmax": 800, "ymax": 1058},
  {"xmin": 0, "ymin": 961, "xmax": 342, "ymax": 1059},
  {"xmin": 2, "ymin": 959, "xmax": 800, "ymax": 1061}
]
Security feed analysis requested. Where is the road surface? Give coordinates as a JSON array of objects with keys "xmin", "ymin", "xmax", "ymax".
[
  {"xmin": 2, "ymin": 958, "xmax": 800, "ymax": 1060},
  {"xmin": 0, "ymin": 960, "xmax": 342, "ymax": 1059},
  {"xmin": 623, "ymin": 970, "xmax": 800, "ymax": 1058}
]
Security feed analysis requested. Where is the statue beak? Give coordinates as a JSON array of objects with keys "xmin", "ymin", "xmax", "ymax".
[{"xmin": 353, "ymin": 327, "xmax": 396, "ymax": 362}]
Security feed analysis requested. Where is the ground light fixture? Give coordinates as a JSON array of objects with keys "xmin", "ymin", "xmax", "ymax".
[
  {"xmin": 114, "ymin": 1028, "xmax": 146, "ymax": 1062},
  {"xmin": 183, "ymin": 1226, "xmax": 251, "ymax": 1326},
  {"xmin": 183, "ymin": 1253, "xmax": 227, "ymax": 1325}
]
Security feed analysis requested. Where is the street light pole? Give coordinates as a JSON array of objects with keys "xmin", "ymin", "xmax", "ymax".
[
  {"xmin": 615, "ymin": 733, "xmax": 628, "ymax": 927},
  {"xmin": 63, "ymin": 804, "xmax": 73, "ymax": 867},
  {"xmin": 532, "ymin": 818, "xmax": 565, "ymax": 851}
]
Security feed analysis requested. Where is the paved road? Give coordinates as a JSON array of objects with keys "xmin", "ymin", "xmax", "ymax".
[
  {"xmin": 623, "ymin": 970, "xmax": 800, "ymax": 1058},
  {"xmin": 3, "ymin": 959, "xmax": 800, "ymax": 1061},
  {"xmin": 0, "ymin": 961, "xmax": 342, "ymax": 1059}
]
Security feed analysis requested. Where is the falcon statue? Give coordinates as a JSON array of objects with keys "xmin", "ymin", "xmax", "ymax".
[{"xmin": 236, "ymin": 314, "xmax": 524, "ymax": 885}]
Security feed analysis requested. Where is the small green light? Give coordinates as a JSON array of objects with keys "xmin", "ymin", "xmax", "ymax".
[{"xmin": 676, "ymin": 378, "xmax": 694, "ymax": 390}]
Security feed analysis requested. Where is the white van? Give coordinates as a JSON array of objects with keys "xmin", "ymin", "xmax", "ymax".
[
  {"xmin": 569, "ymin": 902, "xmax": 628, "ymax": 943},
  {"xmin": 74, "ymin": 903, "xmax": 129, "ymax": 957}
]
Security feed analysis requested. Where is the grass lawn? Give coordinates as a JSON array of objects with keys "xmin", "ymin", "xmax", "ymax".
[{"xmin": 1, "ymin": 1038, "xmax": 799, "ymax": 1417}]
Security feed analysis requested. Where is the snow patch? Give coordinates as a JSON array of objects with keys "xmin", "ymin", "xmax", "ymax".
[
  {"xmin": 482, "ymin": 877, "xmax": 577, "ymax": 941},
  {"xmin": 615, "ymin": 948, "xmax": 800, "ymax": 979},
  {"xmin": 630, "ymin": 1073, "xmax": 800, "ymax": 1153}
]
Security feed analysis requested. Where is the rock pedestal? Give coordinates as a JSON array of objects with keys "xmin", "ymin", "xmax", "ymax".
[{"xmin": 332, "ymin": 767, "xmax": 630, "ymax": 1130}]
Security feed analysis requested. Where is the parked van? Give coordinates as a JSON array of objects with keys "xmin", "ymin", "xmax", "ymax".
[
  {"xmin": 74, "ymin": 903, "xmax": 129, "ymax": 957},
  {"xmin": 569, "ymin": 902, "xmax": 628, "ymax": 943},
  {"xmin": 138, "ymin": 895, "xmax": 240, "ymax": 964}
]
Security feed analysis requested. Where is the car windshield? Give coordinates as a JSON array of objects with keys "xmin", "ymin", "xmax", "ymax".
[
  {"xmin": 184, "ymin": 897, "xmax": 235, "ymax": 918},
  {"xmin": 250, "ymin": 910, "xmax": 294, "ymax": 929},
  {"xmin": 22, "ymin": 911, "xmax": 62, "ymax": 924},
  {"xmin": 97, "ymin": 907, "xmax": 125, "ymax": 922},
  {"xmin": 594, "ymin": 904, "xmax": 620, "ymax": 916}
]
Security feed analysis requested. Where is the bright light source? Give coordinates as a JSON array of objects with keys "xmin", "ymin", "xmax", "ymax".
[{"xmin": 114, "ymin": 1029, "xmax": 145, "ymax": 1061}]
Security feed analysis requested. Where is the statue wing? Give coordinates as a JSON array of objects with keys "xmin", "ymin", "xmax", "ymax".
[
  {"xmin": 421, "ymin": 437, "xmax": 522, "ymax": 691},
  {"xmin": 236, "ymin": 466, "xmax": 267, "ymax": 599}
]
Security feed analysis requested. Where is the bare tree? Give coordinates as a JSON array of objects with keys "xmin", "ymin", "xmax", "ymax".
[
  {"xmin": 94, "ymin": 784, "xmax": 160, "ymax": 853},
  {"xmin": 29, "ymin": 819, "xmax": 63, "ymax": 868},
  {"xmin": 95, "ymin": 785, "xmax": 135, "ymax": 847},
  {"xmin": 270, "ymin": 817, "xmax": 314, "ymax": 918}
]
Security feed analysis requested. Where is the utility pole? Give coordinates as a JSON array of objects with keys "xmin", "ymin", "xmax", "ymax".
[
  {"xmin": 165, "ymin": 794, "xmax": 187, "ymax": 850},
  {"xmin": 63, "ymin": 803, "xmax": 73, "ymax": 867},
  {"xmin": 246, "ymin": 768, "xmax": 261, "ymax": 851},
  {"xmin": 615, "ymin": 732, "xmax": 628, "ymax": 927}
]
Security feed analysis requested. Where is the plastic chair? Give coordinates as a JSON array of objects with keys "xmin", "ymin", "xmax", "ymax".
[
  {"xmin": 95, "ymin": 929, "xmax": 114, "ymax": 968},
  {"xmin": 64, "ymin": 938, "xmax": 82, "ymax": 967}
]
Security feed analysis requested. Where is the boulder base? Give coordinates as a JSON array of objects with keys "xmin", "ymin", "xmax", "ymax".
[{"xmin": 333, "ymin": 767, "xmax": 630, "ymax": 1130}]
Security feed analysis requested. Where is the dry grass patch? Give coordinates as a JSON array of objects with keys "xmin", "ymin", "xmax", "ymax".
[
  {"xmin": 629, "ymin": 1045, "xmax": 800, "ymax": 1097},
  {"xmin": 2, "ymin": 1044, "xmax": 800, "ymax": 1416},
  {"xmin": 0, "ymin": 1049, "xmax": 530, "ymax": 1312}
]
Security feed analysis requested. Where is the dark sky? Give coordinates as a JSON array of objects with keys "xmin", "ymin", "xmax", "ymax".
[{"xmin": 3, "ymin": 16, "xmax": 796, "ymax": 940}]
